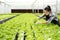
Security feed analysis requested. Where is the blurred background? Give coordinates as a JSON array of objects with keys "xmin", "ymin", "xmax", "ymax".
[{"xmin": 0, "ymin": 0, "xmax": 60, "ymax": 14}]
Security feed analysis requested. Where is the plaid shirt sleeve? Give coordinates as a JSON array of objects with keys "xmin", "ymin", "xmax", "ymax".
[
  {"xmin": 38, "ymin": 13, "xmax": 45, "ymax": 19},
  {"xmin": 46, "ymin": 15, "xmax": 55, "ymax": 24}
]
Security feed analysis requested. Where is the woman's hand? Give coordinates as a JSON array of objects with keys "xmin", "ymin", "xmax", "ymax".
[
  {"xmin": 37, "ymin": 17, "xmax": 39, "ymax": 19},
  {"xmin": 35, "ymin": 21, "xmax": 47, "ymax": 24},
  {"xmin": 37, "ymin": 17, "xmax": 40, "ymax": 20},
  {"xmin": 35, "ymin": 22, "xmax": 42, "ymax": 24}
]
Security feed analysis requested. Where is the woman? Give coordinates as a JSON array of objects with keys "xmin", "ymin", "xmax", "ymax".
[{"xmin": 36, "ymin": 6, "xmax": 60, "ymax": 26}]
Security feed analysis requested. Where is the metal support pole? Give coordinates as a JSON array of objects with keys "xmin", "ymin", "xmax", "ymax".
[
  {"xmin": 56, "ymin": 0, "xmax": 58, "ymax": 14},
  {"xmin": 31, "ymin": 0, "xmax": 37, "ymax": 13}
]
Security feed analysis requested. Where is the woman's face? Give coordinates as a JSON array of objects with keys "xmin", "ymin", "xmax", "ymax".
[{"xmin": 43, "ymin": 10, "xmax": 50, "ymax": 15}]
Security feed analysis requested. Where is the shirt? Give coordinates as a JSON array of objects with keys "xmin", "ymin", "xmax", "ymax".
[{"xmin": 38, "ymin": 12, "xmax": 58, "ymax": 24}]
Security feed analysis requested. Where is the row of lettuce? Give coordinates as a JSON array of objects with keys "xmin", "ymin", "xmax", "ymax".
[
  {"xmin": 0, "ymin": 14, "xmax": 17, "ymax": 20},
  {"xmin": 0, "ymin": 13, "xmax": 22, "ymax": 20},
  {"xmin": 0, "ymin": 13, "xmax": 60, "ymax": 40}
]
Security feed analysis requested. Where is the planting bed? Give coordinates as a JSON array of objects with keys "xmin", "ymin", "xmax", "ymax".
[
  {"xmin": 0, "ymin": 13, "xmax": 60, "ymax": 40},
  {"xmin": 0, "ymin": 14, "xmax": 21, "ymax": 24}
]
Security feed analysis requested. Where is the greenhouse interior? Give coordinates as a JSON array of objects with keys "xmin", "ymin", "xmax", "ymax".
[{"xmin": 0, "ymin": 0, "xmax": 60, "ymax": 40}]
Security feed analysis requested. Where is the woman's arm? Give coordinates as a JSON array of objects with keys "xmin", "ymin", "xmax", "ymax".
[
  {"xmin": 37, "ymin": 15, "xmax": 55, "ymax": 24},
  {"xmin": 46, "ymin": 15, "xmax": 55, "ymax": 24},
  {"xmin": 38, "ymin": 13, "xmax": 45, "ymax": 20}
]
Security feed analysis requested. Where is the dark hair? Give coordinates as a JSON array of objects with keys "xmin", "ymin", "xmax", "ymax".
[{"xmin": 44, "ymin": 6, "xmax": 51, "ymax": 12}]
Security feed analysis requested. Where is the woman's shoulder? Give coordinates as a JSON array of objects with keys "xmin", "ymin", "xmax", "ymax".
[{"xmin": 50, "ymin": 12, "xmax": 56, "ymax": 16}]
